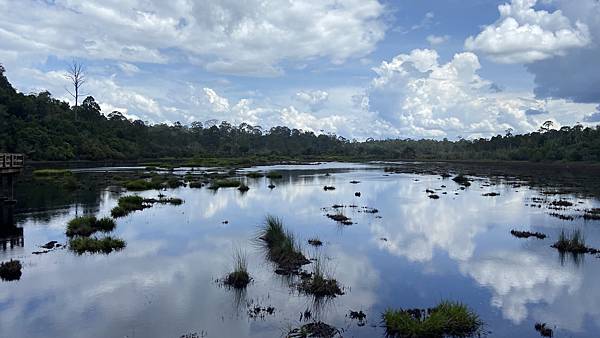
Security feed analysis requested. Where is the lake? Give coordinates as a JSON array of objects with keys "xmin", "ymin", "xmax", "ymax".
[{"xmin": 1, "ymin": 162, "xmax": 600, "ymax": 337}]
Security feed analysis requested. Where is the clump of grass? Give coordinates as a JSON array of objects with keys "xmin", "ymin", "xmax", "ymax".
[
  {"xmin": 209, "ymin": 179, "xmax": 241, "ymax": 190},
  {"xmin": 552, "ymin": 229, "xmax": 591, "ymax": 254},
  {"xmin": 323, "ymin": 186, "xmax": 336, "ymax": 191},
  {"xmin": 287, "ymin": 322, "xmax": 340, "ymax": 338},
  {"xmin": 266, "ymin": 172, "xmax": 283, "ymax": 179},
  {"xmin": 33, "ymin": 169, "xmax": 71, "ymax": 177},
  {"xmin": 124, "ymin": 179, "xmax": 159, "ymax": 191},
  {"xmin": 189, "ymin": 181, "xmax": 204, "ymax": 188},
  {"xmin": 111, "ymin": 195, "xmax": 149, "ymax": 217},
  {"xmin": 0, "ymin": 260, "xmax": 22, "ymax": 281},
  {"xmin": 511, "ymin": 230, "xmax": 547, "ymax": 239},
  {"xmin": 308, "ymin": 238, "xmax": 323, "ymax": 246},
  {"xmin": 246, "ymin": 172, "xmax": 264, "ymax": 178},
  {"xmin": 259, "ymin": 216, "xmax": 310, "ymax": 274},
  {"xmin": 298, "ymin": 258, "xmax": 343, "ymax": 298},
  {"xmin": 69, "ymin": 236, "xmax": 126, "ymax": 254},
  {"xmin": 326, "ymin": 212, "xmax": 353, "ymax": 225},
  {"xmin": 66, "ymin": 216, "xmax": 116, "ymax": 237},
  {"xmin": 452, "ymin": 175, "xmax": 471, "ymax": 187},
  {"xmin": 224, "ymin": 249, "xmax": 251, "ymax": 289},
  {"xmin": 383, "ymin": 301, "xmax": 483, "ymax": 338},
  {"xmin": 238, "ymin": 183, "xmax": 250, "ymax": 192}
]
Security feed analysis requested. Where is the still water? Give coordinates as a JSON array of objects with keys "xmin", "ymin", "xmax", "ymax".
[{"xmin": 1, "ymin": 162, "xmax": 600, "ymax": 337}]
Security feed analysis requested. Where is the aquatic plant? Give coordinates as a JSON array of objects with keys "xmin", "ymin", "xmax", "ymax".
[
  {"xmin": 0, "ymin": 260, "xmax": 22, "ymax": 281},
  {"xmin": 66, "ymin": 216, "xmax": 116, "ymax": 237},
  {"xmin": 326, "ymin": 212, "xmax": 353, "ymax": 225},
  {"xmin": 287, "ymin": 321, "xmax": 340, "ymax": 338},
  {"xmin": 246, "ymin": 172, "xmax": 264, "ymax": 178},
  {"xmin": 266, "ymin": 172, "xmax": 283, "ymax": 179},
  {"xmin": 238, "ymin": 183, "xmax": 250, "ymax": 192},
  {"xmin": 298, "ymin": 258, "xmax": 343, "ymax": 298},
  {"xmin": 534, "ymin": 323, "xmax": 553, "ymax": 337},
  {"xmin": 452, "ymin": 175, "xmax": 471, "ymax": 187},
  {"xmin": 323, "ymin": 186, "xmax": 336, "ymax": 191},
  {"xmin": 69, "ymin": 236, "xmax": 126, "ymax": 254},
  {"xmin": 224, "ymin": 248, "xmax": 251, "ymax": 289},
  {"xmin": 124, "ymin": 178, "xmax": 160, "ymax": 191},
  {"xmin": 209, "ymin": 179, "xmax": 241, "ymax": 189},
  {"xmin": 383, "ymin": 301, "xmax": 483, "ymax": 338},
  {"xmin": 189, "ymin": 181, "xmax": 204, "ymax": 188},
  {"xmin": 308, "ymin": 238, "xmax": 323, "ymax": 246},
  {"xmin": 111, "ymin": 195, "xmax": 148, "ymax": 217},
  {"xmin": 511, "ymin": 230, "xmax": 547, "ymax": 239},
  {"xmin": 259, "ymin": 215, "xmax": 310, "ymax": 274},
  {"xmin": 552, "ymin": 229, "xmax": 592, "ymax": 254}
]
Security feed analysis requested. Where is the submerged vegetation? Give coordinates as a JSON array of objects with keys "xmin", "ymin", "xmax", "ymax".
[
  {"xmin": 0, "ymin": 260, "xmax": 22, "ymax": 281},
  {"xmin": 383, "ymin": 301, "xmax": 483, "ymax": 338},
  {"xmin": 258, "ymin": 215, "xmax": 310, "ymax": 275},
  {"xmin": 66, "ymin": 216, "xmax": 116, "ymax": 237},
  {"xmin": 69, "ymin": 236, "xmax": 126, "ymax": 254}
]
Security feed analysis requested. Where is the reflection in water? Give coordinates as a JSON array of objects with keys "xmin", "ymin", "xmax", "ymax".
[
  {"xmin": 0, "ymin": 225, "xmax": 23, "ymax": 251},
  {"xmin": 1, "ymin": 163, "xmax": 600, "ymax": 337}
]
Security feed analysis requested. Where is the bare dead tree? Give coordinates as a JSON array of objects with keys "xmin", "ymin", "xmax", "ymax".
[{"xmin": 65, "ymin": 60, "xmax": 86, "ymax": 108}]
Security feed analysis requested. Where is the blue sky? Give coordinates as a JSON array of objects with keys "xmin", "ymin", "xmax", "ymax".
[{"xmin": 1, "ymin": 0, "xmax": 599, "ymax": 139}]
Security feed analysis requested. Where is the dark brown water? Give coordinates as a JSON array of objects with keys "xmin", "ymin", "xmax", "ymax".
[{"xmin": 1, "ymin": 162, "xmax": 599, "ymax": 337}]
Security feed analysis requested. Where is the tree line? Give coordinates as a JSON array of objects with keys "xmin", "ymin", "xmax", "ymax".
[{"xmin": 1, "ymin": 64, "xmax": 599, "ymax": 162}]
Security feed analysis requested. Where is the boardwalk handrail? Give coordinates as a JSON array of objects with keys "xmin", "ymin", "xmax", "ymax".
[{"xmin": 0, "ymin": 153, "xmax": 24, "ymax": 169}]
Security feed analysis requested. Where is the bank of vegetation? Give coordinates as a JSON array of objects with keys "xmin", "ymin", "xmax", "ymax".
[{"xmin": 1, "ymin": 64, "xmax": 599, "ymax": 163}]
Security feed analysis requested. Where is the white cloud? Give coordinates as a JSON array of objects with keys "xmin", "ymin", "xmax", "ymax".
[
  {"xmin": 465, "ymin": 0, "xmax": 590, "ymax": 63},
  {"xmin": 0, "ymin": 0, "xmax": 386, "ymax": 76},
  {"xmin": 426, "ymin": 34, "xmax": 449, "ymax": 45},
  {"xmin": 294, "ymin": 90, "xmax": 329, "ymax": 110}
]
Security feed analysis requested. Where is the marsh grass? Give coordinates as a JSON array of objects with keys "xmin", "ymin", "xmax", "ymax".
[
  {"xmin": 69, "ymin": 236, "xmax": 126, "ymax": 254},
  {"xmin": 266, "ymin": 172, "xmax": 283, "ymax": 179},
  {"xmin": 258, "ymin": 215, "xmax": 310, "ymax": 274},
  {"xmin": 111, "ymin": 195, "xmax": 183, "ymax": 217},
  {"xmin": 224, "ymin": 248, "xmax": 251, "ymax": 289},
  {"xmin": 246, "ymin": 172, "xmax": 264, "ymax": 178},
  {"xmin": 298, "ymin": 257, "xmax": 343, "ymax": 298},
  {"xmin": 66, "ymin": 216, "xmax": 116, "ymax": 237},
  {"xmin": 0, "ymin": 260, "xmax": 22, "ymax": 281},
  {"xmin": 238, "ymin": 183, "xmax": 250, "ymax": 192},
  {"xmin": 452, "ymin": 175, "xmax": 471, "ymax": 187},
  {"xmin": 209, "ymin": 179, "xmax": 241, "ymax": 189},
  {"xmin": 383, "ymin": 301, "xmax": 483, "ymax": 338},
  {"xmin": 552, "ymin": 229, "xmax": 591, "ymax": 254}
]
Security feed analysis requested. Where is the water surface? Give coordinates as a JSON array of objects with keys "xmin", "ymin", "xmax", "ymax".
[{"xmin": 2, "ymin": 162, "xmax": 600, "ymax": 337}]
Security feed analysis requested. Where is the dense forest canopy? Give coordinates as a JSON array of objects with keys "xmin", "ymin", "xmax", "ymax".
[{"xmin": 1, "ymin": 64, "xmax": 600, "ymax": 162}]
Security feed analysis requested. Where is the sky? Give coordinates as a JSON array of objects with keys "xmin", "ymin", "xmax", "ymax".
[{"xmin": 0, "ymin": 0, "xmax": 599, "ymax": 140}]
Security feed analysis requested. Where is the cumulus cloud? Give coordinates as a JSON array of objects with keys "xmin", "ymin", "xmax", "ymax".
[
  {"xmin": 523, "ymin": 0, "xmax": 600, "ymax": 104},
  {"xmin": 294, "ymin": 90, "xmax": 329, "ymax": 111},
  {"xmin": 0, "ymin": 0, "xmax": 386, "ymax": 76},
  {"xmin": 465, "ymin": 0, "xmax": 590, "ymax": 63},
  {"xmin": 426, "ymin": 34, "xmax": 449, "ymax": 45},
  {"xmin": 365, "ymin": 48, "xmax": 547, "ymax": 138}
]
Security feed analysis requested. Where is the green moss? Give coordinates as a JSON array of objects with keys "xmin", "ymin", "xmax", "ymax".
[
  {"xmin": 383, "ymin": 301, "xmax": 483, "ymax": 338},
  {"xmin": 69, "ymin": 236, "xmax": 126, "ymax": 254},
  {"xmin": 66, "ymin": 216, "xmax": 116, "ymax": 237}
]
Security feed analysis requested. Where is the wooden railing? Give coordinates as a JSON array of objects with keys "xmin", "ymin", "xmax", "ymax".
[{"xmin": 0, "ymin": 153, "xmax": 24, "ymax": 169}]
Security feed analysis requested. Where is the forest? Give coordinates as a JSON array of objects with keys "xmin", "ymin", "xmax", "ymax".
[{"xmin": 1, "ymin": 64, "xmax": 600, "ymax": 162}]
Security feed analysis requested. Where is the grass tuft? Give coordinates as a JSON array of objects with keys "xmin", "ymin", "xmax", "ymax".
[
  {"xmin": 383, "ymin": 301, "xmax": 483, "ymax": 338},
  {"xmin": 69, "ymin": 236, "xmax": 126, "ymax": 254},
  {"xmin": 0, "ymin": 260, "xmax": 22, "ymax": 281},
  {"xmin": 259, "ymin": 215, "xmax": 310, "ymax": 274},
  {"xmin": 552, "ymin": 229, "xmax": 591, "ymax": 253},
  {"xmin": 66, "ymin": 216, "xmax": 116, "ymax": 237},
  {"xmin": 224, "ymin": 248, "xmax": 251, "ymax": 289}
]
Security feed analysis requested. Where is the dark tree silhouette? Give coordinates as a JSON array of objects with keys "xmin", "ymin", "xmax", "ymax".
[{"xmin": 65, "ymin": 60, "xmax": 86, "ymax": 108}]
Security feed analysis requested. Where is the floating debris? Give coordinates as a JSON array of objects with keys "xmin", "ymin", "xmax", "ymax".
[{"xmin": 349, "ymin": 180, "xmax": 360, "ymax": 184}]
